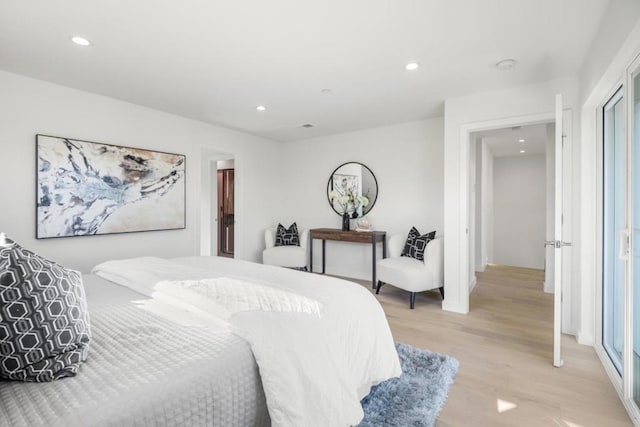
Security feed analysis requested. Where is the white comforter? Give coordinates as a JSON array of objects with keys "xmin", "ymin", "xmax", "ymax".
[{"xmin": 93, "ymin": 256, "xmax": 401, "ymax": 427}]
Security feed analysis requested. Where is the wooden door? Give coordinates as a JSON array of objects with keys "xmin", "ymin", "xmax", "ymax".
[{"xmin": 217, "ymin": 168, "xmax": 234, "ymax": 257}]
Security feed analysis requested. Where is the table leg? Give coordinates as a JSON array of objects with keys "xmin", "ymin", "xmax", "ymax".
[
  {"xmin": 322, "ymin": 239, "xmax": 326, "ymax": 274},
  {"xmin": 383, "ymin": 235, "xmax": 387, "ymax": 258},
  {"xmin": 372, "ymin": 236, "xmax": 377, "ymax": 288}
]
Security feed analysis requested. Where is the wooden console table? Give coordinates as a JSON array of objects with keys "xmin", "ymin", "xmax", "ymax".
[{"xmin": 309, "ymin": 228, "xmax": 387, "ymax": 288}]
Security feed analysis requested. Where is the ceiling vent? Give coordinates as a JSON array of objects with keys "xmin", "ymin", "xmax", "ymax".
[{"xmin": 496, "ymin": 59, "xmax": 517, "ymax": 71}]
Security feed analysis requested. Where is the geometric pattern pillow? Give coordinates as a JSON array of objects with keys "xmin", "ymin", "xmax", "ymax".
[
  {"xmin": 401, "ymin": 227, "xmax": 420, "ymax": 257},
  {"xmin": 0, "ymin": 234, "xmax": 91, "ymax": 382},
  {"xmin": 401, "ymin": 227, "xmax": 436, "ymax": 261},
  {"xmin": 275, "ymin": 223, "xmax": 300, "ymax": 247}
]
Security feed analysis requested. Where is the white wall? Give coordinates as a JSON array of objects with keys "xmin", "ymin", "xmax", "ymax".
[
  {"xmin": 442, "ymin": 77, "xmax": 580, "ymax": 336},
  {"xmin": 217, "ymin": 159, "xmax": 234, "ymax": 169},
  {"xmin": 468, "ymin": 136, "xmax": 477, "ymax": 288},
  {"xmin": 481, "ymin": 140, "xmax": 494, "ymax": 268},
  {"xmin": 474, "ymin": 138, "xmax": 495, "ymax": 273},
  {"xmin": 474, "ymin": 138, "xmax": 483, "ymax": 271},
  {"xmin": 492, "ymin": 154, "xmax": 546, "ymax": 269},
  {"xmin": 0, "ymin": 70, "xmax": 282, "ymax": 272},
  {"xmin": 579, "ymin": 0, "xmax": 640, "ymax": 103},
  {"xmin": 280, "ymin": 119, "xmax": 444, "ymax": 280}
]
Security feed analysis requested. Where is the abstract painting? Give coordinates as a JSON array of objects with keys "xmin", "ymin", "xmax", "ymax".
[
  {"xmin": 331, "ymin": 173, "xmax": 358, "ymax": 197},
  {"xmin": 36, "ymin": 135, "xmax": 186, "ymax": 239}
]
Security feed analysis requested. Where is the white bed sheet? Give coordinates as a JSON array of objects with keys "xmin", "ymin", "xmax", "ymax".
[
  {"xmin": 170, "ymin": 255, "xmax": 402, "ymax": 396},
  {"xmin": 93, "ymin": 255, "xmax": 402, "ymax": 427}
]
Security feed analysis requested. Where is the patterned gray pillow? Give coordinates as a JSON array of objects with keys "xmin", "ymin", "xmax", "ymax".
[
  {"xmin": 275, "ymin": 223, "xmax": 300, "ymax": 247},
  {"xmin": 401, "ymin": 227, "xmax": 436, "ymax": 261},
  {"xmin": 0, "ymin": 234, "xmax": 91, "ymax": 382}
]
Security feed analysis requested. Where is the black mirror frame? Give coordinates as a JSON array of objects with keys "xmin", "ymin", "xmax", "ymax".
[{"xmin": 326, "ymin": 161, "xmax": 378, "ymax": 217}]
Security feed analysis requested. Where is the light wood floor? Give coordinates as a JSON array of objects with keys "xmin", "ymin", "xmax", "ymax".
[{"xmin": 351, "ymin": 264, "xmax": 632, "ymax": 426}]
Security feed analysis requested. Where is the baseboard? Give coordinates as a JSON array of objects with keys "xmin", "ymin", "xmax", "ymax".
[
  {"xmin": 577, "ymin": 332, "xmax": 594, "ymax": 346},
  {"xmin": 469, "ymin": 276, "xmax": 477, "ymax": 292},
  {"xmin": 475, "ymin": 264, "xmax": 486, "ymax": 273},
  {"xmin": 543, "ymin": 281, "xmax": 553, "ymax": 294},
  {"xmin": 442, "ymin": 300, "xmax": 468, "ymax": 314}
]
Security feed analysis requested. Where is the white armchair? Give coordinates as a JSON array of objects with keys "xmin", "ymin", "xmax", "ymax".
[
  {"xmin": 376, "ymin": 234, "xmax": 444, "ymax": 309},
  {"xmin": 262, "ymin": 227, "xmax": 309, "ymax": 270}
]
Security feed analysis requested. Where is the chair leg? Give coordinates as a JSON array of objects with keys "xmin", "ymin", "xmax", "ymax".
[
  {"xmin": 439, "ymin": 286, "xmax": 445, "ymax": 299},
  {"xmin": 409, "ymin": 292, "xmax": 416, "ymax": 309},
  {"xmin": 376, "ymin": 280, "xmax": 384, "ymax": 295}
]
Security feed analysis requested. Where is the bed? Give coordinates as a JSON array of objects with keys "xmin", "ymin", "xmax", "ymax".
[{"xmin": 0, "ymin": 256, "xmax": 400, "ymax": 427}]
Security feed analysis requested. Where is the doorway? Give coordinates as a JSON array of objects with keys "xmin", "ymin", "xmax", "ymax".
[
  {"xmin": 217, "ymin": 161, "xmax": 235, "ymax": 257},
  {"xmin": 461, "ymin": 112, "xmax": 573, "ymax": 316},
  {"xmin": 463, "ymin": 106, "xmax": 573, "ymax": 367},
  {"xmin": 198, "ymin": 147, "xmax": 240, "ymax": 259},
  {"xmin": 470, "ymin": 123, "xmax": 553, "ymax": 284}
]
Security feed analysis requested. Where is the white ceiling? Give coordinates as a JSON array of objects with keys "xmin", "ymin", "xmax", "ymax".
[
  {"xmin": 475, "ymin": 123, "xmax": 551, "ymax": 157},
  {"xmin": 0, "ymin": 0, "xmax": 609, "ymax": 142}
]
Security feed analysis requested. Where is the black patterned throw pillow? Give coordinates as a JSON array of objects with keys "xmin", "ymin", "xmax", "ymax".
[
  {"xmin": 0, "ymin": 234, "xmax": 91, "ymax": 382},
  {"xmin": 401, "ymin": 227, "xmax": 420, "ymax": 256},
  {"xmin": 275, "ymin": 223, "xmax": 300, "ymax": 247},
  {"xmin": 401, "ymin": 227, "xmax": 436, "ymax": 261}
]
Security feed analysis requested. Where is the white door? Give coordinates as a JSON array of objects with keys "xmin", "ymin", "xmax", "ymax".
[{"xmin": 553, "ymin": 94, "xmax": 570, "ymax": 367}]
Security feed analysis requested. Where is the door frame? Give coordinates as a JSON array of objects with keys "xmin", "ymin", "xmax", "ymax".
[
  {"xmin": 594, "ymin": 80, "xmax": 625, "ymax": 397},
  {"xmin": 626, "ymin": 54, "xmax": 640, "ymax": 421},
  {"xmin": 459, "ymin": 111, "xmax": 573, "ymax": 334},
  {"xmin": 197, "ymin": 146, "xmax": 241, "ymax": 258}
]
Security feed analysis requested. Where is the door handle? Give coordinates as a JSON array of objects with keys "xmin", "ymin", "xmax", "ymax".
[
  {"xmin": 545, "ymin": 240, "xmax": 572, "ymax": 248},
  {"xmin": 619, "ymin": 229, "xmax": 630, "ymax": 260}
]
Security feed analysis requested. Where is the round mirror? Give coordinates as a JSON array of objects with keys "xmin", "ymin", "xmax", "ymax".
[{"xmin": 327, "ymin": 162, "xmax": 378, "ymax": 217}]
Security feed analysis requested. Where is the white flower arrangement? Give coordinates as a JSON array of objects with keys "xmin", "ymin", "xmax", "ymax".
[{"xmin": 329, "ymin": 189, "xmax": 369, "ymax": 217}]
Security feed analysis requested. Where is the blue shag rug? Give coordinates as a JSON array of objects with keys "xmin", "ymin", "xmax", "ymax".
[{"xmin": 360, "ymin": 342, "xmax": 459, "ymax": 427}]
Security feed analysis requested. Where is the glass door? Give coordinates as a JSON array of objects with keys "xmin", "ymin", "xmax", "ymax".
[{"xmin": 603, "ymin": 87, "xmax": 625, "ymax": 373}]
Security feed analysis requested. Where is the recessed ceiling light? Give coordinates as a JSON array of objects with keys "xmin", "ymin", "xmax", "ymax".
[
  {"xmin": 302, "ymin": 124, "xmax": 314, "ymax": 128},
  {"xmin": 256, "ymin": 105, "xmax": 267, "ymax": 112},
  {"xmin": 321, "ymin": 88, "xmax": 332, "ymax": 94},
  {"xmin": 496, "ymin": 58, "xmax": 517, "ymax": 71},
  {"xmin": 519, "ymin": 138, "xmax": 525, "ymax": 143},
  {"xmin": 71, "ymin": 36, "xmax": 91, "ymax": 46},
  {"xmin": 405, "ymin": 62, "xmax": 420, "ymax": 71},
  {"xmin": 520, "ymin": 150, "xmax": 526, "ymax": 153}
]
